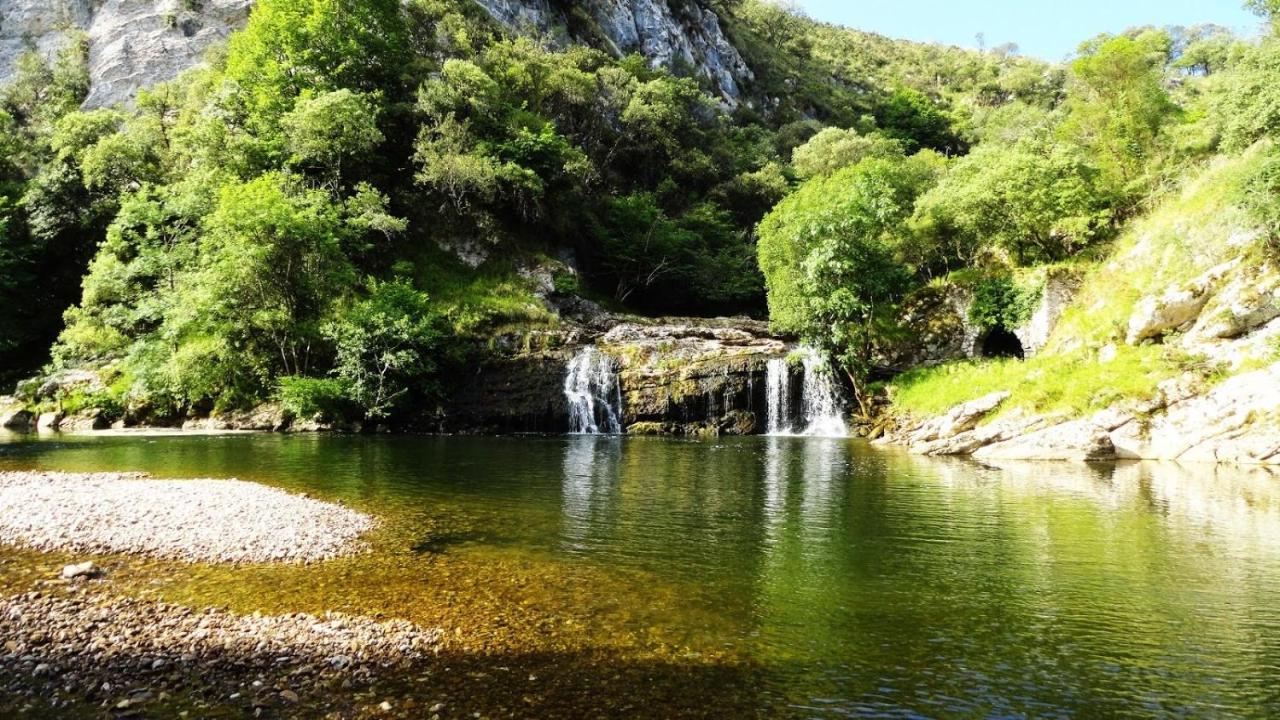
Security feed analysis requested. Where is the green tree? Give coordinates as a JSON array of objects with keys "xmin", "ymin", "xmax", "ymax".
[
  {"xmin": 325, "ymin": 278, "xmax": 441, "ymax": 419},
  {"xmin": 909, "ymin": 141, "xmax": 1111, "ymax": 268},
  {"xmin": 1059, "ymin": 35, "xmax": 1175, "ymax": 200},
  {"xmin": 758, "ymin": 157, "xmax": 939, "ymax": 413},
  {"xmin": 791, "ymin": 127, "xmax": 905, "ymax": 179},
  {"xmin": 282, "ymin": 89, "xmax": 384, "ymax": 183}
]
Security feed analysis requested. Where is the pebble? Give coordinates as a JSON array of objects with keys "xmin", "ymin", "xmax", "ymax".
[
  {"xmin": 60, "ymin": 562, "xmax": 101, "ymax": 580},
  {"xmin": 0, "ymin": 471, "xmax": 376, "ymax": 564},
  {"xmin": 0, "ymin": 591, "xmax": 444, "ymax": 716}
]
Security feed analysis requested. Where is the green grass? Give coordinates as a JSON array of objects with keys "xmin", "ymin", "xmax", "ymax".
[
  {"xmin": 409, "ymin": 247, "xmax": 559, "ymax": 337},
  {"xmin": 887, "ymin": 345, "xmax": 1179, "ymax": 420},
  {"xmin": 887, "ymin": 150, "xmax": 1270, "ymax": 421}
]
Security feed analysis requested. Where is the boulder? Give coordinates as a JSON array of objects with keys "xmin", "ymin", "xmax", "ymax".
[
  {"xmin": 58, "ymin": 412, "xmax": 111, "ymax": 432},
  {"xmin": 36, "ymin": 412, "xmax": 62, "ymax": 431},
  {"xmin": 973, "ymin": 419, "xmax": 1116, "ymax": 462},
  {"xmin": 36, "ymin": 369, "xmax": 105, "ymax": 399},
  {"xmin": 61, "ymin": 561, "xmax": 102, "ymax": 580},
  {"xmin": 1189, "ymin": 263, "xmax": 1280, "ymax": 341},
  {"xmin": 1111, "ymin": 363, "xmax": 1280, "ymax": 463},
  {"xmin": 0, "ymin": 402, "xmax": 32, "ymax": 430},
  {"xmin": 905, "ymin": 391, "xmax": 1010, "ymax": 446},
  {"xmin": 1126, "ymin": 260, "xmax": 1238, "ymax": 345}
]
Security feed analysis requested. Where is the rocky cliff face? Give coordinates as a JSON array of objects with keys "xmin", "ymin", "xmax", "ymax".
[
  {"xmin": 0, "ymin": 0, "xmax": 751, "ymax": 107},
  {"xmin": 473, "ymin": 0, "xmax": 751, "ymax": 103},
  {"xmin": 0, "ymin": 0, "xmax": 251, "ymax": 107},
  {"xmin": 444, "ymin": 317, "xmax": 786, "ymax": 435}
]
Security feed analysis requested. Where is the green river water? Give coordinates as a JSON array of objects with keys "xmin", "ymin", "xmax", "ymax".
[{"xmin": 2, "ymin": 431, "xmax": 1280, "ymax": 718}]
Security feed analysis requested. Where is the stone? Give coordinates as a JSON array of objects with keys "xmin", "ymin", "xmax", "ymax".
[
  {"xmin": 3, "ymin": 1, "xmax": 749, "ymax": 110},
  {"xmin": 471, "ymin": 0, "xmax": 752, "ymax": 104},
  {"xmin": 1126, "ymin": 260, "xmax": 1238, "ymax": 345},
  {"xmin": 1013, "ymin": 268, "xmax": 1083, "ymax": 357},
  {"xmin": 0, "ymin": 402, "xmax": 32, "ymax": 430},
  {"xmin": 973, "ymin": 419, "xmax": 1116, "ymax": 462},
  {"xmin": 36, "ymin": 412, "xmax": 62, "ymax": 432},
  {"xmin": 906, "ymin": 391, "xmax": 1010, "ymax": 446},
  {"xmin": 0, "ymin": 0, "xmax": 253, "ymax": 109},
  {"xmin": 61, "ymin": 562, "xmax": 101, "ymax": 580},
  {"xmin": 1111, "ymin": 363, "xmax": 1280, "ymax": 464},
  {"xmin": 1188, "ymin": 263, "xmax": 1280, "ymax": 341}
]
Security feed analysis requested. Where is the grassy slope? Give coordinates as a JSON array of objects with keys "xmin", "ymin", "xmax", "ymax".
[{"xmin": 887, "ymin": 149, "xmax": 1269, "ymax": 420}]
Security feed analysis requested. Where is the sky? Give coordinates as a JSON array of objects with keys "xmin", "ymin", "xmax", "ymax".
[{"xmin": 795, "ymin": 0, "xmax": 1264, "ymax": 60}]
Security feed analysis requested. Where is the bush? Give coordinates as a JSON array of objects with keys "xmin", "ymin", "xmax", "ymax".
[
  {"xmin": 1238, "ymin": 148, "xmax": 1280, "ymax": 245},
  {"xmin": 276, "ymin": 376, "xmax": 353, "ymax": 421}
]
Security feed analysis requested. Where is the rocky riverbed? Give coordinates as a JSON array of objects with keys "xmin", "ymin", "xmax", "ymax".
[
  {"xmin": 0, "ymin": 472, "xmax": 376, "ymax": 563},
  {"xmin": 0, "ymin": 585, "xmax": 442, "ymax": 718}
]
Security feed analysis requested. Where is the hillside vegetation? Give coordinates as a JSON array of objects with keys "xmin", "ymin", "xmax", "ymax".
[{"xmin": 1, "ymin": 0, "xmax": 1278, "ymax": 430}]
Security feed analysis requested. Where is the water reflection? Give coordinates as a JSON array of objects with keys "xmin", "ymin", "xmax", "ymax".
[
  {"xmin": 560, "ymin": 435, "xmax": 622, "ymax": 551},
  {"xmin": 3, "ymin": 432, "xmax": 1280, "ymax": 716}
]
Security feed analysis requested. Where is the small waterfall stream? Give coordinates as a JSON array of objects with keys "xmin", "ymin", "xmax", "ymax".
[
  {"xmin": 564, "ymin": 347, "xmax": 624, "ymax": 434},
  {"xmin": 764, "ymin": 347, "xmax": 848, "ymax": 438}
]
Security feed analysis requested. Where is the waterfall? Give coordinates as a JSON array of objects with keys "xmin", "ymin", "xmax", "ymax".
[
  {"xmin": 797, "ymin": 351, "xmax": 848, "ymax": 438},
  {"xmin": 765, "ymin": 358, "xmax": 792, "ymax": 435},
  {"xmin": 764, "ymin": 348, "xmax": 848, "ymax": 438},
  {"xmin": 564, "ymin": 347, "xmax": 624, "ymax": 435}
]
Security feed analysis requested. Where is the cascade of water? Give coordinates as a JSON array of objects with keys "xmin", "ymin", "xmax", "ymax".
[
  {"xmin": 763, "ymin": 348, "xmax": 848, "ymax": 438},
  {"xmin": 564, "ymin": 347, "xmax": 624, "ymax": 435},
  {"xmin": 797, "ymin": 350, "xmax": 848, "ymax": 438},
  {"xmin": 765, "ymin": 357, "xmax": 792, "ymax": 435}
]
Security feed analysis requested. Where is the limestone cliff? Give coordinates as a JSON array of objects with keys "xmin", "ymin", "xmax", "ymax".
[
  {"xmin": 0, "ymin": 0, "xmax": 251, "ymax": 108},
  {"xmin": 444, "ymin": 317, "xmax": 786, "ymax": 435},
  {"xmin": 0, "ymin": 0, "xmax": 751, "ymax": 107}
]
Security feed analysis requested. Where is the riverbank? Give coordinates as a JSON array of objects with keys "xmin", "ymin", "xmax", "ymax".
[
  {"xmin": 0, "ymin": 586, "xmax": 441, "ymax": 718},
  {"xmin": 0, "ymin": 472, "xmax": 376, "ymax": 563},
  {"xmin": 878, "ymin": 362, "xmax": 1280, "ymax": 465}
]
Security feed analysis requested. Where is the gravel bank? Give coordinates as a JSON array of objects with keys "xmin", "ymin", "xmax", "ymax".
[
  {"xmin": 0, "ymin": 589, "xmax": 441, "ymax": 717},
  {"xmin": 0, "ymin": 472, "xmax": 376, "ymax": 563}
]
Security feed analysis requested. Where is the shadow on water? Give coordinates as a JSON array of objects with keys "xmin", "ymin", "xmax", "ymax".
[{"xmin": 0, "ymin": 640, "xmax": 766, "ymax": 719}]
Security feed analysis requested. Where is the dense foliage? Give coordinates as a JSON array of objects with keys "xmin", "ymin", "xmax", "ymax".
[
  {"xmin": 757, "ymin": 6, "xmax": 1280, "ymax": 414},
  {"xmin": 2, "ymin": 0, "xmax": 1278, "ymax": 428}
]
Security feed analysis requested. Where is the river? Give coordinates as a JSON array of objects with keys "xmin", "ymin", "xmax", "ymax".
[{"xmin": 2, "ymin": 431, "xmax": 1279, "ymax": 717}]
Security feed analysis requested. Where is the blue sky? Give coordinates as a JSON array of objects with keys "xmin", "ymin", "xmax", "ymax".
[{"xmin": 795, "ymin": 0, "xmax": 1263, "ymax": 60}]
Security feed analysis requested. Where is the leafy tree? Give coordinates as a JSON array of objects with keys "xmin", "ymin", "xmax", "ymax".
[
  {"xmin": 791, "ymin": 127, "xmax": 904, "ymax": 179},
  {"xmin": 1058, "ymin": 35, "xmax": 1176, "ymax": 200},
  {"xmin": 282, "ymin": 89, "xmax": 384, "ymax": 183},
  {"xmin": 324, "ymin": 278, "xmax": 441, "ymax": 419},
  {"xmin": 878, "ymin": 88, "xmax": 963, "ymax": 154},
  {"xmin": 758, "ymin": 156, "xmax": 940, "ymax": 413},
  {"xmin": 1204, "ymin": 39, "xmax": 1280, "ymax": 151},
  {"xmin": 909, "ymin": 140, "xmax": 1111, "ymax": 268}
]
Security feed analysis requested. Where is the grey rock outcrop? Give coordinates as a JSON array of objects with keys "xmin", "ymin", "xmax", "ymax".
[
  {"xmin": 1, "ymin": 0, "xmax": 252, "ymax": 108},
  {"xmin": 1013, "ymin": 269, "xmax": 1083, "ymax": 356},
  {"xmin": 2, "ymin": 0, "xmax": 750, "ymax": 108},
  {"xmin": 603, "ymin": 318, "xmax": 786, "ymax": 435},
  {"xmin": 445, "ymin": 316, "xmax": 787, "ymax": 435},
  {"xmin": 472, "ymin": 0, "xmax": 752, "ymax": 103},
  {"xmin": 889, "ymin": 362, "xmax": 1280, "ymax": 465},
  {"xmin": 881, "ymin": 268, "xmax": 1082, "ymax": 370},
  {"xmin": 1125, "ymin": 259, "xmax": 1239, "ymax": 345}
]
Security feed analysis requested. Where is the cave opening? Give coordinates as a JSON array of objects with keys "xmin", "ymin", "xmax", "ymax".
[{"xmin": 981, "ymin": 327, "xmax": 1025, "ymax": 359}]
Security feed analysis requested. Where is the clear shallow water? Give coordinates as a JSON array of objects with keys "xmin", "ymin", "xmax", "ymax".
[{"xmin": 3, "ymin": 431, "xmax": 1280, "ymax": 717}]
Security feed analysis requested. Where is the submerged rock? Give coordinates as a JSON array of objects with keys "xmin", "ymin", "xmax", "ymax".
[{"xmin": 60, "ymin": 561, "xmax": 101, "ymax": 580}]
